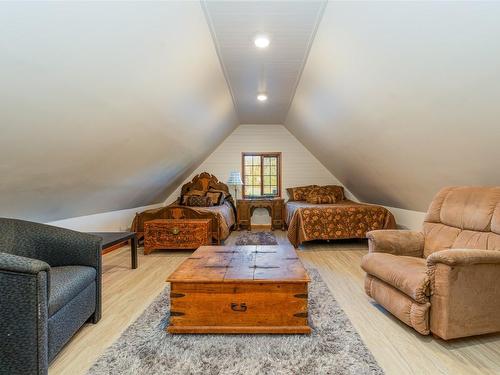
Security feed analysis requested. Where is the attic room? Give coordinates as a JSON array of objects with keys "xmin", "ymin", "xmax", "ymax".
[{"xmin": 1, "ymin": 1, "xmax": 499, "ymax": 374}]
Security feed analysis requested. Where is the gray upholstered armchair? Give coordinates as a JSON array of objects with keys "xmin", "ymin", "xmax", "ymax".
[{"xmin": 0, "ymin": 218, "xmax": 102, "ymax": 375}]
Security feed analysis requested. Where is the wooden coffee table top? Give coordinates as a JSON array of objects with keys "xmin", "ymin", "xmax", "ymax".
[{"xmin": 167, "ymin": 245, "xmax": 309, "ymax": 284}]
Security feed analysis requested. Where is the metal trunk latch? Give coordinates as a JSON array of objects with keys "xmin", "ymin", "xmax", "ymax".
[{"xmin": 230, "ymin": 302, "xmax": 247, "ymax": 312}]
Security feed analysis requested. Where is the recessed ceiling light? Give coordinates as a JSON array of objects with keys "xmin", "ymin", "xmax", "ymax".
[
  {"xmin": 257, "ymin": 94, "xmax": 268, "ymax": 102},
  {"xmin": 254, "ymin": 35, "xmax": 270, "ymax": 49}
]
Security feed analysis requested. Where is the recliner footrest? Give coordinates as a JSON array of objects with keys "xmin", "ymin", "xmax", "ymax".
[{"xmin": 365, "ymin": 275, "xmax": 430, "ymax": 335}]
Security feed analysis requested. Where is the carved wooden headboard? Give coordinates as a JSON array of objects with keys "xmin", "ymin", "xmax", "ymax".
[{"xmin": 181, "ymin": 172, "xmax": 232, "ymax": 201}]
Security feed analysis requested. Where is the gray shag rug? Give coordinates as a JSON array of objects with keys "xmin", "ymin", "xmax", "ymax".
[
  {"xmin": 235, "ymin": 231, "xmax": 278, "ymax": 246},
  {"xmin": 87, "ymin": 269, "xmax": 383, "ymax": 375}
]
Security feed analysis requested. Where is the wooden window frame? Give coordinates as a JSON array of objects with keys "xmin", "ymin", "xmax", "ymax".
[{"xmin": 241, "ymin": 152, "xmax": 282, "ymax": 198}]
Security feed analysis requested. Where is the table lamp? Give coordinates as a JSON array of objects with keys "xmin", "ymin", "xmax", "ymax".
[{"xmin": 227, "ymin": 171, "xmax": 244, "ymax": 199}]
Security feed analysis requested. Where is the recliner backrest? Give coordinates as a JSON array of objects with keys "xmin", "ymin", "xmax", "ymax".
[{"xmin": 422, "ymin": 186, "xmax": 500, "ymax": 257}]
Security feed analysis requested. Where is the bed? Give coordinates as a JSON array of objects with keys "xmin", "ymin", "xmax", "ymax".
[
  {"xmin": 131, "ymin": 173, "xmax": 236, "ymax": 244},
  {"xmin": 286, "ymin": 188, "xmax": 396, "ymax": 247}
]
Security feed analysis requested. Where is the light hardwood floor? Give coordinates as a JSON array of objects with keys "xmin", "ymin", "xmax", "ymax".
[{"xmin": 50, "ymin": 230, "xmax": 500, "ymax": 375}]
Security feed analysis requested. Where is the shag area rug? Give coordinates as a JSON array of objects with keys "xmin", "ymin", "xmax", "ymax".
[
  {"xmin": 235, "ymin": 231, "xmax": 278, "ymax": 246},
  {"xmin": 87, "ymin": 269, "xmax": 383, "ymax": 375}
]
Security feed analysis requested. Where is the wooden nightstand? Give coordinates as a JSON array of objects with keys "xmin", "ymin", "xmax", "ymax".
[{"xmin": 236, "ymin": 198, "xmax": 285, "ymax": 231}]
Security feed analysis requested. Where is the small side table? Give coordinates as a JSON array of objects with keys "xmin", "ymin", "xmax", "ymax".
[
  {"xmin": 89, "ymin": 232, "xmax": 138, "ymax": 269},
  {"xmin": 236, "ymin": 198, "xmax": 285, "ymax": 231}
]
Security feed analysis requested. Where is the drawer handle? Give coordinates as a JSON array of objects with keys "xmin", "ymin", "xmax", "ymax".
[
  {"xmin": 231, "ymin": 303, "xmax": 247, "ymax": 312},
  {"xmin": 171, "ymin": 227, "xmax": 180, "ymax": 235}
]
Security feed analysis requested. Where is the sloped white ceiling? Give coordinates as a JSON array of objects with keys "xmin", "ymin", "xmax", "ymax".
[
  {"xmin": 286, "ymin": 1, "xmax": 500, "ymax": 212},
  {"xmin": 2, "ymin": 1, "xmax": 499, "ymax": 222},
  {"xmin": 0, "ymin": 2, "xmax": 237, "ymax": 222}
]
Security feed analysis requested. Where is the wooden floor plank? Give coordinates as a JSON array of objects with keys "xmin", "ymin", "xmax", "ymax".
[{"xmin": 49, "ymin": 231, "xmax": 500, "ymax": 375}]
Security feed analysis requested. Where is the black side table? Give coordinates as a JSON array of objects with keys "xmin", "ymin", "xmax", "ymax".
[{"xmin": 89, "ymin": 232, "xmax": 138, "ymax": 269}]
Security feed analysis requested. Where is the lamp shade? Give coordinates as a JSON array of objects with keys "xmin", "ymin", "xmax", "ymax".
[{"xmin": 227, "ymin": 171, "xmax": 243, "ymax": 186}]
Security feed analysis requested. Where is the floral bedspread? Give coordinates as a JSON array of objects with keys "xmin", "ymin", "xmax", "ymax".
[{"xmin": 286, "ymin": 200, "xmax": 396, "ymax": 247}]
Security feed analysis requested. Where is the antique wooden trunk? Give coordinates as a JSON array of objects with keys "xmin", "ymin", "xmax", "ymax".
[
  {"xmin": 144, "ymin": 219, "xmax": 211, "ymax": 255},
  {"xmin": 166, "ymin": 245, "xmax": 311, "ymax": 334}
]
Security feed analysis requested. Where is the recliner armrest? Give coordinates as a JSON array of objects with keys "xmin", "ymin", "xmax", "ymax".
[
  {"xmin": 425, "ymin": 248, "xmax": 500, "ymax": 340},
  {"xmin": 427, "ymin": 249, "xmax": 500, "ymax": 267},
  {"xmin": 366, "ymin": 230, "xmax": 424, "ymax": 257}
]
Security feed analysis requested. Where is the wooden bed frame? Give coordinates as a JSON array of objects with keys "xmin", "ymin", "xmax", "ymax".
[{"xmin": 132, "ymin": 172, "xmax": 235, "ymax": 245}]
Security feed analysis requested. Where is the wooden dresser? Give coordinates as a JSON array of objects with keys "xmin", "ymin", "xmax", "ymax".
[
  {"xmin": 236, "ymin": 198, "xmax": 285, "ymax": 231},
  {"xmin": 144, "ymin": 219, "xmax": 211, "ymax": 255}
]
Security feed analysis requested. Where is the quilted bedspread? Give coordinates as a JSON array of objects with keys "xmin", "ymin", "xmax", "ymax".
[{"xmin": 286, "ymin": 200, "xmax": 396, "ymax": 247}]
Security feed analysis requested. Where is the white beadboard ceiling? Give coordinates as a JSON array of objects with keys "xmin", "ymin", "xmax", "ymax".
[{"xmin": 202, "ymin": 0, "xmax": 326, "ymax": 124}]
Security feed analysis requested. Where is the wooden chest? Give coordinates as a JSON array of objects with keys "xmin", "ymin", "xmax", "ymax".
[
  {"xmin": 166, "ymin": 245, "xmax": 311, "ymax": 334},
  {"xmin": 144, "ymin": 219, "xmax": 211, "ymax": 255}
]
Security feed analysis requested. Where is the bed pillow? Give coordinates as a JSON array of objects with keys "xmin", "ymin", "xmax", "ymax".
[
  {"xmin": 306, "ymin": 186, "xmax": 340, "ymax": 204},
  {"xmin": 208, "ymin": 188, "xmax": 230, "ymax": 202},
  {"xmin": 185, "ymin": 195, "xmax": 213, "ymax": 207},
  {"xmin": 322, "ymin": 185, "xmax": 345, "ymax": 202},
  {"xmin": 206, "ymin": 191, "xmax": 223, "ymax": 206},
  {"xmin": 180, "ymin": 189, "xmax": 206, "ymax": 205},
  {"xmin": 286, "ymin": 185, "xmax": 318, "ymax": 201}
]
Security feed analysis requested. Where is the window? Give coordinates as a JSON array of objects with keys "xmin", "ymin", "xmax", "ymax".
[{"xmin": 242, "ymin": 152, "xmax": 281, "ymax": 198}]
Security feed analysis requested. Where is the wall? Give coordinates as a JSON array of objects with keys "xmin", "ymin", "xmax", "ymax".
[
  {"xmin": 45, "ymin": 124, "xmax": 425, "ymax": 232},
  {"xmin": 386, "ymin": 206, "xmax": 426, "ymax": 231},
  {"xmin": 47, "ymin": 203, "xmax": 163, "ymax": 232},
  {"xmin": 165, "ymin": 124, "xmax": 356, "ymax": 225},
  {"xmin": 286, "ymin": 1, "xmax": 500, "ymax": 212},
  {"xmin": 0, "ymin": 1, "xmax": 237, "ymax": 223}
]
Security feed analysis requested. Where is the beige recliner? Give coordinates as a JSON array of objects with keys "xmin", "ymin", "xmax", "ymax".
[{"xmin": 361, "ymin": 186, "xmax": 500, "ymax": 340}]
